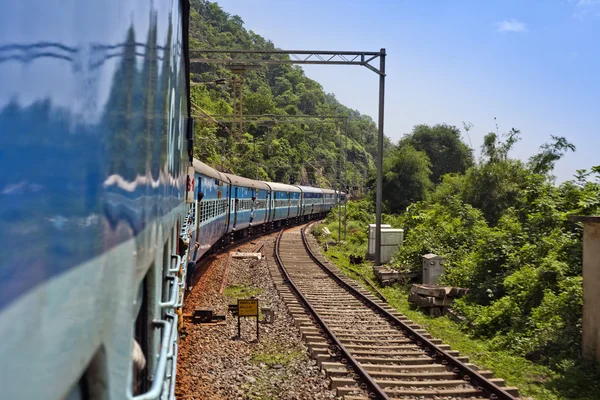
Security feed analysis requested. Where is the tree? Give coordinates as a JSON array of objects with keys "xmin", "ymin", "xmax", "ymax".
[
  {"xmin": 529, "ymin": 135, "xmax": 576, "ymax": 176},
  {"xmin": 382, "ymin": 144, "xmax": 433, "ymax": 213},
  {"xmin": 399, "ymin": 124, "xmax": 473, "ymax": 183},
  {"xmin": 481, "ymin": 128, "xmax": 521, "ymax": 163}
]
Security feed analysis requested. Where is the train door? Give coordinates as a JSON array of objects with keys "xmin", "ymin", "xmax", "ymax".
[
  {"xmin": 225, "ymin": 180, "xmax": 232, "ymax": 233},
  {"xmin": 232, "ymin": 187, "xmax": 239, "ymax": 230},
  {"xmin": 271, "ymin": 192, "xmax": 276, "ymax": 221},
  {"xmin": 194, "ymin": 176, "xmax": 202, "ymax": 261}
]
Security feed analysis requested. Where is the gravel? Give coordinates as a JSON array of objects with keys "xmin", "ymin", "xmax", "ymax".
[{"xmin": 175, "ymin": 235, "xmax": 338, "ymax": 400}]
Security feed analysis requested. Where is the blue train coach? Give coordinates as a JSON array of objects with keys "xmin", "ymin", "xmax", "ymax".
[{"xmin": 0, "ymin": 0, "xmax": 194, "ymax": 399}]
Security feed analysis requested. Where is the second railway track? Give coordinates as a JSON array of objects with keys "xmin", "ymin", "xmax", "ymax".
[{"xmin": 272, "ymin": 224, "xmax": 520, "ymax": 400}]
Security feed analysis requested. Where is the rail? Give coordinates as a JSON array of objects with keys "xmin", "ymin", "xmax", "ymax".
[
  {"xmin": 299, "ymin": 224, "xmax": 518, "ymax": 400},
  {"xmin": 274, "ymin": 229, "xmax": 390, "ymax": 400}
]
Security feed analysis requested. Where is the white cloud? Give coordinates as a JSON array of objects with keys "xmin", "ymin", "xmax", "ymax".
[
  {"xmin": 576, "ymin": 0, "xmax": 600, "ymax": 6},
  {"xmin": 496, "ymin": 19, "xmax": 527, "ymax": 33},
  {"xmin": 570, "ymin": 0, "xmax": 600, "ymax": 19}
]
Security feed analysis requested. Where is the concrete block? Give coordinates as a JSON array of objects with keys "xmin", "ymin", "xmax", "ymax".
[
  {"xmin": 230, "ymin": 252, "xmax": 262, "ymax": 260},
  {"xmin": 422, "ymin": 254, "xmax": 444, "ymax": 284}
]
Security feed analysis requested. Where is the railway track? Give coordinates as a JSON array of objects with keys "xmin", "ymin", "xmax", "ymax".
[{"xmin": 271, "ymin": 224, "xmax": 520, "ymax": 400}]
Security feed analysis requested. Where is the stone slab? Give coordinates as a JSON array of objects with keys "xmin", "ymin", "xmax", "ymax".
[{"xmin": 230, "ymin": 252, "xmax": 262, "ymax": 260}]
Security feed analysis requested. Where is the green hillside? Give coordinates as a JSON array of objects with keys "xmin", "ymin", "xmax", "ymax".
[{"xmin": 188, "ymin": 0, "xmax": 389, "ymax": 189}]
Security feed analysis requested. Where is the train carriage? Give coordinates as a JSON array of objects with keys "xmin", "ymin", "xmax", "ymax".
[
  {"xmin": 0, "ymin": 1, "xmax": 193, "ymax": 399},
  {"xmin": 322, "ymin": 188, "xmax": 337, "ymax": 212},
  {"xmin": 263, "ymin": 182, "xmax": 302, "ymax": 222},
  {"xmin": 296, "ymin": 185, "xmax": 324, "ymax": 217},
  {"xmin": 223, "ymin": 173, "xmax": 269, "ymax": 235},
  {"xmin": 192, "ymin": 160, "xmax": 230, "ymax": 261}
]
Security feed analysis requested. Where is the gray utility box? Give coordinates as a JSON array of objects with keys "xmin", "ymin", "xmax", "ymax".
[
  {"xmin": 380, "ymin": 229, "xmax": 404, "ymax": 264},
  {"xmin": 366, "ymin": 224, "xmax": 404, "ymax": 264},
  {"xmin": 366, "ymin": 224, "xmax": 391, "ymax": 260},
  {"xmin": 422, "ymin": 254, "xmax": 444, "ymax": 284}
]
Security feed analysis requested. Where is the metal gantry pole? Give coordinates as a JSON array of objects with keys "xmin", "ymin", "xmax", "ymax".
[
  {"xmin": 344, "ymin": 118, "xmax": 348, "ymax": 241},
  {"xmin": 374, "ymin": 48, "xmax": 386, "ymax": 267},
  {"xmin": 232, "ymin": 74, "xmax": 243, "ymax": 136},
  {"xmin": 190, "ymin": 48, "xmax": 386, "ymax": 261},
  {"xmin": 338, "ymin": 124, "xmax": 342, "ymax": 243},
  {"xmin": 254, "ymin": 139, "xmax": 258, "ymax": 180}
]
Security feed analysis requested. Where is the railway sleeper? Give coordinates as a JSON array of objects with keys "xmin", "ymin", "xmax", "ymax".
[
  {"xmin": 387, "ymin": 385, "xmax": 520, "ymax": 398},
  {"xmin": 356, "ymin": 362, "xmax": 483, "ymax": 373},
  {"xmin": 352, "ymin": 355, "xmax": 469, "ymax": 365},
  {"xmin": 333, "ymin": 333, "xmax": 428, "ymax": 340},
  {"xmin": 303, "ymin": 332, "xmax": 430, "ymax": 344},
  {"xmin": 308, "ymin": 304, "xmax": 391, "ymax": 309},
  {"xmin": 366, "ymin": 370, "xmax": 494, "ymax": 380},
  {"xmin": 308, "ymin": 309, "xmax": 390, "ymax": 315},
  {"xmin": 305, "ymin": 336, "xmax": 415, "ymax": 346},
  {"xmin": 343, "ymin": 344, "xmax": 446, "ymax": 352},
  {"xmin": 338, "ymin": 385, "xmax": 489, "ymax": 399},
  {"xmin": 331, "ymin": 376, "xmax": 508, "ymax": 390},
  {"xmin": 348, "ymin": 350, "xmax": 455, "ymax": 357}
]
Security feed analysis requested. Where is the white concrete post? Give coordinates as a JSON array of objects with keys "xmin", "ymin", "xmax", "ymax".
[{"xmin": 570, "ymin": 216, "xmax": 600, "ymax": 361}]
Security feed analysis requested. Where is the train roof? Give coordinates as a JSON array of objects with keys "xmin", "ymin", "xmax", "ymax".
[
  {"xmin": 193, "ymin": 159, "xmax": 223, "ymax": 181},
  {"xmin": 222, "ymin": 173, "xmax": 270, "ymax": 190},
  {"xmin": 294, "ymin": 185, "xmax": 324, "ymax": 194},
  {"xmin": 321, "ymin": 188, "xmax": 336, "ymax": 194},
  {"xmin": 262, "ymin": 181, "xmax": 302, "ymax": 193}
]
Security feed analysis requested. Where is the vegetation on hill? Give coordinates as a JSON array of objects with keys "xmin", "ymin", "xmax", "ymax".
[
  {"xmin": 390, "ymin": 130, "xmax": 599, "ymax": 366},
  {"xmin": 188, "ymin": 0, "xmax": 391, "ymax": 188}
]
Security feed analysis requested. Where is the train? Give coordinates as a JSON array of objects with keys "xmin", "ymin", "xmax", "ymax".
[
  {"xmin": 190, "ymin": 159, "xmax": 340, "ymax": 262},
  {"xmin": 0, "ymin": 1, "xmax": 343, "ymax": 399}
]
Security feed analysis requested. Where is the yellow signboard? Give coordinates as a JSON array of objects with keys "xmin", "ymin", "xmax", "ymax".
[{"xmin": 238, "ymin": 299, "xmax": 258, "ymax": 317}]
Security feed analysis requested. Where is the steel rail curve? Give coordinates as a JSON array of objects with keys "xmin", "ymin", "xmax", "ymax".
[
  {"xmin": 298, "ymin": 224, "xmax": 517, "ymax": 400},
  {"xmin": 274, "ymin": 228, "xmax": 391, "ymax": 400}
]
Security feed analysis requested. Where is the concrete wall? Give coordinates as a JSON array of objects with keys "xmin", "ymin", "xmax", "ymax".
[{"xmin": 582, "ymin": 220, "xmax": 600, "ymax": 360}]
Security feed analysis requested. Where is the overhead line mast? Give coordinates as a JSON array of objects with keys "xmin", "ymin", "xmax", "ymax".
[{"xmin": 190, "ymin": 48, "xmax": 386, "ymax": 265}]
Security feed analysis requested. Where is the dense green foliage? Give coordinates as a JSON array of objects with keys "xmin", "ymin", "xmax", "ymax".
[
  {"xmin": 188, "ymin": 0, "xmax": 392, "ymax": 187},
  {"xmin": 391, "ymin": 131, "xmax": 599, "ymax": 366},
  {"xmin": 380, "ymin": 123, "xmax": 473, "ymax": 213},
  {"xmin": 399, "ymin": 124, "xmax": 474, "ymax": 183},
  {"xmin": 381, "ymin": 145, "xmax": 433, "ymax": 212},
  {"xmin": 323, "ymin": 127, "xmax": 599, "ymax": 388}
]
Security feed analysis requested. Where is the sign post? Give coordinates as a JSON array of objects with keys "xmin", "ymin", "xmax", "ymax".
[{"xmin": 237, "ymin": 298, "xmax": 259, "ymax": 340}]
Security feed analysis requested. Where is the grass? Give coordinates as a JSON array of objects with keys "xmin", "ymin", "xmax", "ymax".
[
  {"xmin": 251, "ymin": 344, "xmax": 306, "ymax": 367},
  {"xmin": 223, "ymin": 284, "xmax": 262, "ymax": 299},
  {"xmin": 243, "ymin": 342, "xmax": 308, "ymax": 400},
  {"xmin": 311, "ymin": 225, "xmax": 600, "ymax": 400}
]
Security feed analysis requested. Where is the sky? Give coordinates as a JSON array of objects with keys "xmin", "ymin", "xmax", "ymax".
[{"xmin": 214, "ymin": 0, "xmax": 599, "ymax": 182}]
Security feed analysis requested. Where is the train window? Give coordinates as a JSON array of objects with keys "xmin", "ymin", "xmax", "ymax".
[
  {"xmin": 175, "ymin": 222, "xmax": 180, "ymax": 255},
  {"xmin": 65, "ymin": 345, "xmax": 109, "ymax": 400},
  {"xmin": 132, "ymin": 277, "xmax": 148, "ymax": 396}
]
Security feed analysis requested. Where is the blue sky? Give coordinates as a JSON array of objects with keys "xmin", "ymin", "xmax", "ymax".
[{"xmin": 215, "ymin": 0, "xmax": 599, "ymax": 182}]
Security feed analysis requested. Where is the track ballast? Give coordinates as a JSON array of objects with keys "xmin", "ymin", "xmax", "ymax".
[{"xmin": 272, "ymin": 224, "xmax": 520, "ymax": 400}]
